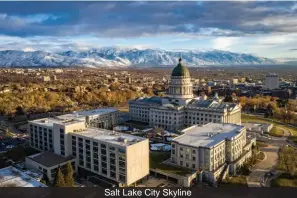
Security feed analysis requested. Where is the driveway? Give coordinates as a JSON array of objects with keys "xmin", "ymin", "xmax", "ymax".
[{"xmin": 246, "ymin": 145, "xmax": 279, "ymax": 187}]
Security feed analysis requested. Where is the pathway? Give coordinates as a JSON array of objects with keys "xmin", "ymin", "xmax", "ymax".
[{"xmin": 246, "ymin": 145, "xmax": 279, "ymax": 187}]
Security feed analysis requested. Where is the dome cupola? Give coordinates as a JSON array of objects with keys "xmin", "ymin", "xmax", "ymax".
[
  {"xmin": 171, "ymin": 58, "xmax": 190, "ymax": 77},
  {"xmin": 168, "ymin": 58, "xmax": 193, "ymax": 99}
]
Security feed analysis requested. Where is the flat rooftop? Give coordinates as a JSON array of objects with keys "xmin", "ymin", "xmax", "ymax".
[
  {"xmin": 29, "ymin": 117, "xmax": 84, "ymax": 127},
  {"xmin": 0, "ymin": 166, "xmax": 47, "ymax": 187},
  {"xmin": 173, "ymin": 123, "xmax": 245, "ymax": 148},
  {"xmin": 71, "ymin": 127, "xmax": 147, "ymax": 147},
  {"xmin": 27, "ymin": 152, "xmax": 75, "ymax": 167},
  {"xmin": 75, "ymin": 108, "xmax": 118, "ymax": 116},
  {"xmin": 29, "ymin": 108, "xmax": 118, "ymax": 127}
]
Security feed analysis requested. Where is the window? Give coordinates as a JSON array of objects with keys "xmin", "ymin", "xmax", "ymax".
[
  {"xmin": 109, "ymin": 146, "xmax": 115, "ymax": 151},
  {"xmin": 94, "ymin": 165, "xmax": 99, "ymax": 172},
  {"xmin": 180, "ymin": 161, "xmax": 183, "ymax": 166},
  {"xmin": 119, "ymin": 174, "xmax": 126, "ymax": 182},
  {"xmin": 110, "ymin": 171, "xmax": 116, "ymax": 179},
  {"xmin": 192, "ymin": 164, "xmax": 195, "ymax": 169},
  {"xmin": 102, "ymin": 168, "xmax": 107, "ymax": 175}
]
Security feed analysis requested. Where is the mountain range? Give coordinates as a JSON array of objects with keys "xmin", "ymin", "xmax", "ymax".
[{"xmin": 0, "ymin": 47, "xmax": 277, "ymax": 68}]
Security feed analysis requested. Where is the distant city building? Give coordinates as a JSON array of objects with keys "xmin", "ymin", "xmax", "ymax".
[
  {"xmin": 129, "ymin": 58, "xmax": 241, "ymax": 132},
  {"xmin": 126, "ymin": 77, "xmax": 132, "ymax": 84},
  {"xmin": 171, "ymin": 123, "xmax": 255, "ymax": 183},
  {"xmin": 42, "ymin": 76, "xmax": 51, "ymax": 82},
  {"xmin": 231, "ymin": 79, "xmax": 238, "ymax": 87},
  {"xmin": 264, "ymin": 73, "xmax": 279, "ymax": 90}
]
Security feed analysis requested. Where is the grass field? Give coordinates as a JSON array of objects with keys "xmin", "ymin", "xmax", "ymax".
[
  {"xmin": 270, "ymin": 127, "xmax": 284, "ymax": 137},
  {"xmin": 256, "ymin": 141, "xmax": 269, "ymax": 147},
  {"xmin": 222, "ymin": 176, "xmax": 247, "ymax": 186},
  {"xmin": 242, "ymin": 114, "xmax": 297, "ymax": 137},
  {"xmin": 271, "ymin": 173, "xmax": 297, "ymax": 187},
  {"xmin": 149, "ymin": 151, "xmax": 193, "ymax": 176}
]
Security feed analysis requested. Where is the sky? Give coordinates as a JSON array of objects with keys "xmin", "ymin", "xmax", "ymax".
[{"xmin": 0, "ymin": 1, "xmax": 297, "ymax": 59}]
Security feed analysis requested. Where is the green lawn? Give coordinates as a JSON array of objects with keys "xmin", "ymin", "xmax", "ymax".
[
  {"xmin": 271, "ymin": 173, "xmax": 297, "ymax": 187},
  {"xmin": 242, "ymin": 114, "xmax": 297, "ymax": 137},
  {"xmin": 256, "ymin": 141, "xmax": 268, "ymax": 148},
  {"xmin": 270, "ymin": 127, "xmax": 284, "ymax": 137},
  {"xmin": 150, "ymin": 152, "xmax": 193, "ymax": 176},
  {"xmin": 222, "ymin": 176, "xmax": 247, "ymax": 186}
]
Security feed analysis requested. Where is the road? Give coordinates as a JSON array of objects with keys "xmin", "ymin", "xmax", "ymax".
[{"xmin": 246, "ymin": 145, "xmax": 279, "ymax": 187}]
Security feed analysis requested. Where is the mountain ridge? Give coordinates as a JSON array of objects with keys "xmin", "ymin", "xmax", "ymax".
[{"xmin": 0, "ymin": 47, "xmax": 277, "ymax": 68}]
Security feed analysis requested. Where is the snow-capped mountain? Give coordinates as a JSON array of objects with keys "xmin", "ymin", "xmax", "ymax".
[{"xmin": 0, "ymin": 47, "xmax": 277, "ymax": 67}]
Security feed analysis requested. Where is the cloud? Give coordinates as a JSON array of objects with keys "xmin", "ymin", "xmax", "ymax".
[
  {"xmin": 289, "ymin": 49, "xmax": 297, "ymax": 51},
  {"xmin": 212, "ymin": 37, "xmax": 239, "ymax": 50},
  {"xmin": 0, "ymin": 2, "xmax": 296, "ymax": 38}
]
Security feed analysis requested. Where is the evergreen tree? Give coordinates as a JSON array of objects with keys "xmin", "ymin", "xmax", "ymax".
[
  {"xmin": 54, "ymin": 167, "xmax": 66, "ymax": 187},
  {"xmin": 223, "ymin": 94, "xmax": 233, "ymax": 103},
  {"xmin": 64, "ymin": 162, "xmax": 74, "ymax": 187}
]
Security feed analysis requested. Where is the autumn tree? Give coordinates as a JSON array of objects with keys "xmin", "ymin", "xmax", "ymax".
[
  {"xmin": 64, "ymin": 162, "xmax": 74, "ymax": 187},
  {"xmin": 54, "ymin": 167, "xmax": 66, "ymax": 187},
  {"xmin": 278, "ymin": 146, "xmax": 297, "ymax": 176}
]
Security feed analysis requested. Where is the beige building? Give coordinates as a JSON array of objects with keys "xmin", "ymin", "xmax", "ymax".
[
  {"xmin": 71, "ymin": 127, "xmax": 149, "ymax": 186},
  {"xmin": 129, "ymin": 59, "xmax": 241, "ymax": 132},
  {"xmin": 28, "ymin": 108, "xmax": 119, "ymax": 153},
  {"xmin": 27, "ymin": 110, "xmax": 149, "ymax": 186},
  {"xmin": 170, "ymin": 123, "xmax": 254, "ymax": 183}
]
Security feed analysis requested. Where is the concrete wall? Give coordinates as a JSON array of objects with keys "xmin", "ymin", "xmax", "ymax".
[{"xmin": 126, "ymin": 139, "xmax": 150, "ymax": 186}]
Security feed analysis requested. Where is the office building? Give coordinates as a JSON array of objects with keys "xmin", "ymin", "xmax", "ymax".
[{"xmin": 264, "ymin": 73, "xmax": 279, "ymax": 90}]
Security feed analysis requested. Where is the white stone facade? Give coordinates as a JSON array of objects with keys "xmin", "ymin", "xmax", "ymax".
[
  {"xmin": 170, "ymin": 123, "xmax": 252, "ymax": 183},
  {"xmin": 129, "ymin": 59, "xmax": 241, "ymax": 132}
]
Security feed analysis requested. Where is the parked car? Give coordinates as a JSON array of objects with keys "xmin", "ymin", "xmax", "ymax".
[{"xmin": 6, "ymin": 145, "xmax": 15, "ymax": 149}]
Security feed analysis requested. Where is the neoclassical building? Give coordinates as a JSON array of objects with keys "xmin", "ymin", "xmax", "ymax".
[{"xmin": 129, "ymin": 58, "xmax": 241, "ymax": 132}]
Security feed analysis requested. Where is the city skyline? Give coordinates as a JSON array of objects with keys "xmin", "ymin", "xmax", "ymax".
[{"xmin": 0, "ymin": 1, "xmax": 297, "ymax": 59}]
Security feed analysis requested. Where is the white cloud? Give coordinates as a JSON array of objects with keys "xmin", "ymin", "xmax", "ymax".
[
  {"xmin": 212, "ymin": 37, "xmax": 239, "ymax": 50},
  {"xmin": 23, "ymin": 47, "xmax": 35, "ymax": 52},
  {"xmin": 255, "ymin": 34, "xmax": 297, "ymax": 45}
]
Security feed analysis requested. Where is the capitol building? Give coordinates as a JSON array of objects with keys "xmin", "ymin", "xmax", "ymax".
[{"xmin": 129, "ymin": 58, "xmax": 241, "ymax": 132}]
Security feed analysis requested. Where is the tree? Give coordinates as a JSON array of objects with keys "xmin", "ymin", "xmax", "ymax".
[
  {"xmin": 54, "ymin": 167, "xmax": 66, "ymax": 187},
  {"xmin": 278, "ymin": 146, "xmax": 297, "ymax": 176},
  {"xmin": 64, "ymin": 162, "xmax": 74, "ymax": 187},
  {"xmin": 223, "ymin": 94, "xmax": 233, "ymax": 102}
]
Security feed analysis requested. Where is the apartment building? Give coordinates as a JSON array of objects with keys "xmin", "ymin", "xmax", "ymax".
[{"xmin": 170, "ymin": 123, "xmax": 254, "ymax": 183}]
